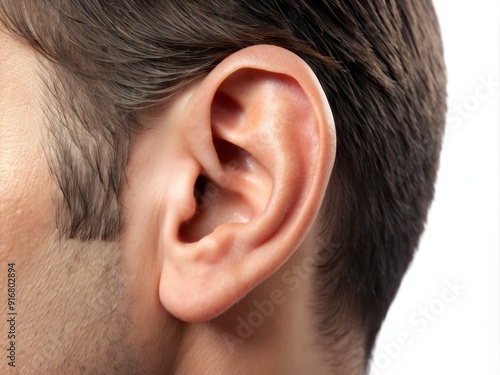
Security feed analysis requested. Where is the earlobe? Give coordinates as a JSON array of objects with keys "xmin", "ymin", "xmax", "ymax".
[{"xmin": 132, "ymin": 45, "xmax": 336, "ymax": 322}]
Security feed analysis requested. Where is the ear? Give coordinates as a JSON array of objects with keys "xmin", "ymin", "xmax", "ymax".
[{"xmin": 127, "ymin": 45, "xmax": 336, "ymax": 322}]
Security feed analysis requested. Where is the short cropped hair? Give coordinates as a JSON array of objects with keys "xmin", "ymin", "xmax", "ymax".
[{"xmin": 0, "ymin": 0, "xmax": 446, "ymax": 365}]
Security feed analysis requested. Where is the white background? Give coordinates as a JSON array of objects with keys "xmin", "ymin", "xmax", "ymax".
[{"xmin": 369, "ymin": 0, "xmax": 499, "ymax": 374}]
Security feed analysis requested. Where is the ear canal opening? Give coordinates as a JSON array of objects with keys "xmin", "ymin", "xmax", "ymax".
[
  {"xmin": 193, "ymin": 175, "xmax": 208, "ymax": 209},
  {"xmin": 178, "ymin": 138, "xmax": 255, "ymax": 244}
]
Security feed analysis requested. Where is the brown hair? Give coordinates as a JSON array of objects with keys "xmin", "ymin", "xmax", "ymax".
[{"xmin": 0, "ymin": 0, "xmax": 446, "ymax": 365}]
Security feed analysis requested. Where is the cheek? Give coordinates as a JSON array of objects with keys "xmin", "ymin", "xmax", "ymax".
[
  {"xmin": 0, "ymin": 29, "xmax": 57, "ymax": 260},
  {"xmin": 0, "ymin": 151, "xmax": 55, "ymax": 258},
  {"xmin": 0, "ymin": 101, "xmax": 56, "ymax": 261}
]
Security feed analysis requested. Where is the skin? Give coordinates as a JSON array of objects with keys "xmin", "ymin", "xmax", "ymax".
[
  {"xmin": 0, "ymin": 28, "xmax": 138, "ymax": 374},
  {"xmin": 0, "ymin": 27, "xmax": 359, "ymax": 374}
]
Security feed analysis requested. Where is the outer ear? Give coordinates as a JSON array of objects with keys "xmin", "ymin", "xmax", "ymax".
[{"xmin": 128, "ymin": 45, "xmax": 335, "ymax": 322}]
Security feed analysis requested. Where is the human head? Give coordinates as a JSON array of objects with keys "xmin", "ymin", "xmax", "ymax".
[{"xmin": 0, "ymin": 0, "xmax": 446, "ymax": 373}]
